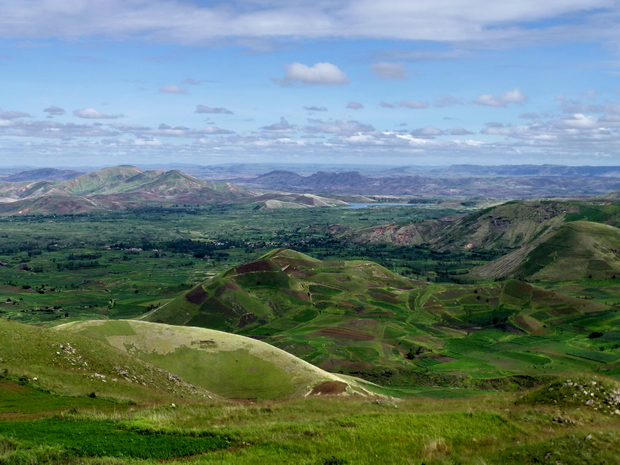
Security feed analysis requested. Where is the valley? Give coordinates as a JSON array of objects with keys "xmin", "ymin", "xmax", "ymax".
[{"xmin": 1, "ymin": 164, "xmax": 620, "ymax": 463}]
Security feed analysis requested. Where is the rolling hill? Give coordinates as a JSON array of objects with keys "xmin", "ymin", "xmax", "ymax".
[
  {"xmin": 350, "ymin": 200, "xmax": 575, "ymax": 251},
  {"xmin": 57, "ymin": 320, "xmax": 373, "ymax": 400},
  {"xmin": 141, "ymin": 249, "xmax": 619, "ymax": 386},
  {"xmin": 472, "ymin": 221, "xmax": 620, "ymax": 281}
]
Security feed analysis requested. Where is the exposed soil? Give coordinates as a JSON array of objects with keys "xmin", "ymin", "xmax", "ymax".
[
  {"xmin": 235, "ymin": 260, "xmax": 275, "ymax": 274},
  {"xmin": 185, "ymin": 285, "xmax": 208, "ymax": 305},
  {"xmin": 237, "ymin": 313, "xmax": 258, "ymax": 328},
  {"xmin": 312, "ymin": 327, "xmax": 374, "ymax": 341},
  {"xmin": 310, "ymin": 381, "xmax": 348, "ymax": 395}
]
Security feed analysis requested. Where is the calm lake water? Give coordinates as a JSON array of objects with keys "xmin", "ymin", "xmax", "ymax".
[{"xmin": 344, "ymin": 202, "xmax": 420, "ymax": 209}]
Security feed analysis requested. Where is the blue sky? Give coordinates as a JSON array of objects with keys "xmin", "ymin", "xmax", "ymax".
[{"xmin": 1, "ymin": 0, "xmax": 620, "ymax": 167}]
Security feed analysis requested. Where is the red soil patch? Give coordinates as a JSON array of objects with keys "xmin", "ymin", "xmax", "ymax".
[
  {"xmin": 235, "ymin": 260, "xmax": 276, "ymax": 274},
  {"xmin": 312, "ymin": 328, "xmax": 374, "ymax": 341},
  {"xmin": 335, "ymin": 276, "xmax": 350, "ymax": 281},
  {"xmin": 237, "ymin": 313, "xmax": 258, "ymax": 328},
  {"xmin": 283, "ymin": 289, "xmax": 309, "ymax": 301},
  {"xmin": 548, "ymin": 307, "xmax": 578, "ymax": 317},
  {"xmin": 427, "ymin": 353, "xmax": 457, "ymax": 363},
  {"xmin": 319, "ymin": 358, "xmax": 371, "ymax": 371},
  {"xmin": 439, "ymin": 289, "xmax": 469, "ymax": 300},
  {"xmin": 215, "ymin": 281, "xmax": 242, "ymax": 298},
  {"xmin": 369, "ymin": 290, "xmax": 399, "ymax": 304},
  {"xmin": 290, "ymin": 270, "xmax": 317, "ymax": 279},
  {"xmin": 364, "ymin": 282, "xmax": 382, "ymax": 287},
  {"xmin": 310, "ymin": 381, "xmax": 348, "ymax": 395},
  {"xmin": 532, "ymin": 289, "xmax": 554, "ymax": 299},
  {"xmin": 185, "ymin": 285, "xmax": 208, "ymax": 305},
  {"xmin": 272, "ymin": 257, "xmax": 320, "ymax": 269}
]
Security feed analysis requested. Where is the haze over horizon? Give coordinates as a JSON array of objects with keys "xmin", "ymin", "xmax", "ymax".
[{"xmin": 2, "ymin": 1, "xmax": 620, "ymax": 167}]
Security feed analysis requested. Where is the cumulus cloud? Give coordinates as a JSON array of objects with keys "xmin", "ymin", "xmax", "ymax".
[
  {"xmin": 261, "ymin": 117, "xmax": 296, "ymax": 133},
  {"xmin": 446, "ymin": 126, "xmax": 474, "ymax": 135},
  {"xmin": 380, "ymin": 102, "xmax": 396, "ymax": 108},
  {"xmin": 0, "ymin": 108, "xmax": 31, "ymax": 119},
  {"xmin": 304, "ymin": 106, "xmax": 328, "ymax": 111},
  {"xmin": 73, "ymin": 108, "xmax": 123, "ymax": 119},
  {"xmin": 159, "ymin": 85, "xmax": 187, "ymax": 94},
  {"xmin": 400, "ymin": 100, "xmax": 429, "ymax": 109},
  {"xmin": 195, "ymin": 105, "xmax": 233, "ymax": 114},
  {"xmin": 474, "ymin": 88, "xmax": 527, "ymax": 107},
  {"xmin": 203, "ymin": 126, "xmax": 234, "ymax": 134},
  {"xmin": 411, "ymin": 126, "xmax": 443, "ymax": 138},
  {"xmin": 300, "ymin": 118, "xmax": 375, "ymax": 135},
  {"xmin": 519, "ymin": 112, "xmax": 541, "ymax": 119},
  {"xmin": 43, "ymin": 106, "xmax": 65, "ymax": 116},
  {"xmin": 346, "ymin": 101, "xmax": 364, "ymax": 109},
  {"xmin": 370, "ymin": 62, "xmax": 408, "ymax": 80},
  {"xmin": 281, "ymin": 62, "xmax": 349, "ymax": 86}
]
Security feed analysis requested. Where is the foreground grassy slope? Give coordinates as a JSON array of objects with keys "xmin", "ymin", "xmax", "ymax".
[
  {"xmin": 3, "ymin": 377, "xmax": 620, "ymax": 464},
  {"xmin": 0, "ymin": 318, "xmax": 207, "ymax": 403},
  {"xmin": 57, "ymin": 319, "xmax": 373, "ymax": 400},
  {"xmin": 143, "ymin": 249, "xmax": 620, "ymax": 387}
]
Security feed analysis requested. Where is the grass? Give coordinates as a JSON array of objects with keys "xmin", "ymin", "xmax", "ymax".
[
  {"xmin": 2, "ymin": 385, "xmax": 617, "ymax": 464},
  {"xmin": 0, "ymin": 418, "xmax": 232, "ymax": 459}
]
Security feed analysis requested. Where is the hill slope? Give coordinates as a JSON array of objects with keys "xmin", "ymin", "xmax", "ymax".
[
  {"xmin": 0, "ymin": 318, "xmax": 208, "ymax": 403},
  {"xmin": 472, "ymin": 221, "xmax": 620, "ymax": 281},
  {"xmin": 57, "ymin": 320, "xmax": 373, "ymax": 399},
  {"xmin": 141, "ymin": 249, "xmax": 617, "ymax": 385}
]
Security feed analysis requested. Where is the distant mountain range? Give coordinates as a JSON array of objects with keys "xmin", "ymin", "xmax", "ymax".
[
  {"xmin": 0, "ymin": 165, "xmax": 348, "ymax": 215},
  {"xmin": 234, "ymin": 169, "xmax": 620, "ymax": 198}
]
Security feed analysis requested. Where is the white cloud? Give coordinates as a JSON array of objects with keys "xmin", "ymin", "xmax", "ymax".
[
  {"xmin": 43, "ymin": 106, "xmax": 65, "ymax": 116},
  {"xmin": 303, "ymin": 106, "xmax": 328, "ymax": 111},
  {"xmin": 0, "ymin": 0, "xmax": 612, "ymax": 48},
  {"xmin": 380, "ymin": 102, "xmax": 396, "ymax": 108},
  {"xmin": 73, "ymin": 108, "xmax": 123, "ymax": 119},
  {"xmin": 0, "ymin": 108, "xmax": 31, "ymax": 119},
  {"xmin": 411, "ymin": 126, "xmax": 443, "ymax": 138},
  {"xmin": 446, "ymin": 126, "xmax": 473, "ymax": 135},
  {"xmin": 474, "ymin": 88, "xmax": 528, "ymax": 107},
  {"xmin": 301, "ymin": 119, "xmax": 375, "ymax": 135},
  {"xmin": 203, "ymin": 126, "xmax": 233, "ymax": 134},
  {"xmin": 346, "ymin": 101, "xmax": 364, "ymax": 109},
  {"xmin": 554, "ymin": 113, "xmax": 600, "ymax": 129},
  {"xmin": 370, "ymin": 62, "xmax": 408, "ymax": 80},
  {"xmin": 282, "ymin": 62, "xmax": 349, "ymax": 86},
  {"xmin": 159, "ymin": 85, "xmax": 187, "ymax": 94},
  {"xmin": 195, "ymin": 105, "xmax": 233, "ymax": 114},
  {"xmin": 261, "ymin": 117, "xmax": 296, "ymax": 133},
  {"xmin": 400, "ymin": 100, "xmax": 429, "ymax": 109}
]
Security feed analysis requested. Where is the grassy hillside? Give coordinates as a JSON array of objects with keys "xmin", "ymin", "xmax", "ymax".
[
  {"xmin": 473, "ymin": 221, "xmax": 620, "ymax": 281},
  {"xmin": 56, "ymin": 320, "xmax": 373, "ymax": 400},
  {"xmin": 0, "ymin": 318, "xmax": 208, "ymax": 403},
  {"xmin": 142, "ymin": 249, "xmax": 620, "ymax": 387}
]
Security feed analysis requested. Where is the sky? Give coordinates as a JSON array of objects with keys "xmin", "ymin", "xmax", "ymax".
[{"xmin": 1, "ymin": 1, "xmax": 620, "ymax": 167}]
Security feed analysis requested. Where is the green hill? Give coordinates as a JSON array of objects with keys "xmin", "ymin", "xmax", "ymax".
[
  {"xmin": 473, "ymin": 221, "xmax": 620, "ymax": 281},
  {"xmin": 141, "ymin": 249, "xmax": 618, "ymax": 387},
  {"xmin": 57, "ymin": 320, "xmax": 373, "ymax": 400},
  {"xmin": 350, "ymin": 200, "xmax": 572, "ymax": 251},
  {"xmin": 0, "ymin": 318, "xmax": 208, "ymax": 403}
]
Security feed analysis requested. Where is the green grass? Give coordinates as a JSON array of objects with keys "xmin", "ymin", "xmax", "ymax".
[{"xmin": 0, "ymin": 418, "xmax": 232, "ymax": 459}]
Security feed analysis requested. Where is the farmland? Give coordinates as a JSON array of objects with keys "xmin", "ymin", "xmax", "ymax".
[{"xmin": 2, "ymin": 193, "xmax": 620, "ymax": 464}]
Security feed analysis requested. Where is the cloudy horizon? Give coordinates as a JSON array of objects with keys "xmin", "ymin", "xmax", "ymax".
[{"xmin": 1, "ymin": 0, "xmax": 620, "ymax": 167}]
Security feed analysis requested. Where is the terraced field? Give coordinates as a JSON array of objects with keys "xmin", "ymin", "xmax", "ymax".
[{"xmin": 147, "ymin": 249, "xmax": 620, "ymax": 387}]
